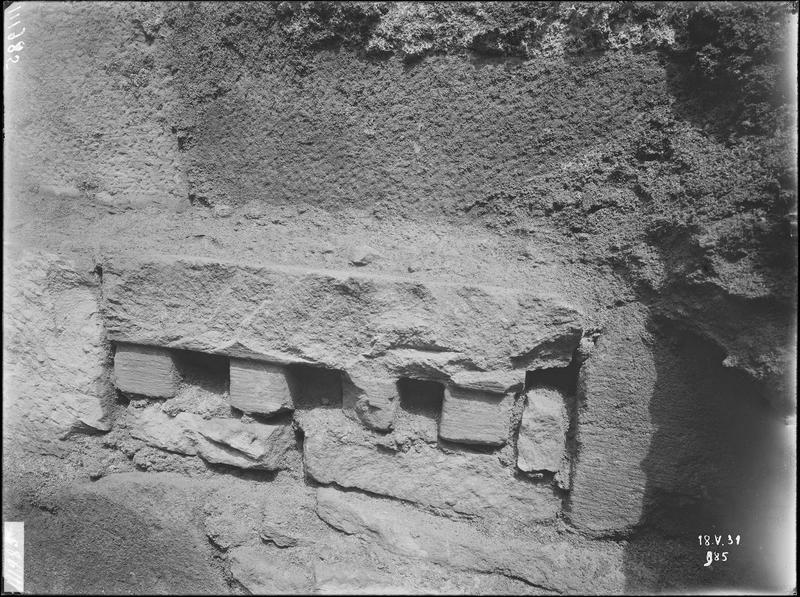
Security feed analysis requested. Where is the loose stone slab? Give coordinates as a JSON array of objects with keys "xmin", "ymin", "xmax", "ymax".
[
  {"xmin": 517, "ymin": 387, "xmax": 568, "ymax": 474},
  {"xmin": 114, "ymin": 343, "xmax": 179, "ymax": 398},
  {"xmin": 439, "ymin": 386, "xmax": 513, "ymax": 446},
  {"xmin": 229, "ymin": 358, "xmax": 293, "ymax": 416},
  {"xmin": 127, "ymin": 406, "xmax": 294, "ymax": 470}
]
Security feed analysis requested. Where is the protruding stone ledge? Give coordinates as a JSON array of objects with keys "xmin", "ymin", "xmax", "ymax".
[
  {"xmin": 100, "ymin": 254, "xmax": 583, "ymax": 376},
  {"xmin": 114, "ymin": 343, "xmax": 179, "ymax": 398}
]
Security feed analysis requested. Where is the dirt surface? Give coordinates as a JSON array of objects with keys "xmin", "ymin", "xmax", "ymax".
[{"xmin": 3, "ymin": 1, "xmax": 797, "ymax": 594}]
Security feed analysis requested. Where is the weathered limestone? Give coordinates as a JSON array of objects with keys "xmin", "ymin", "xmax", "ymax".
[
  {"xmin": 229, "ymin": 546, "xmax": 313, "ymax": 594},
  {"xmin": 260, "ymin": 524, "xmax": 299, "ymax": 548},
  {"xmin": 567, "ymin": 305, "xmax": 653, "ymax": 533},
  {"xmin": 449, "ymin": 370, "xmax": 522, "ymax": 394},
  {"xmin": 517, "ymin": 387, "xmax": 568, "ymax": 474},
  {"xmin": 114, "ymin": 343, "xmax": 179, "ymax": 398},
  {"xmin": 128, "ymin": 406, "xmax": 294, "ymax": 470},
  {"xmin": 195, "ymin": 416, "xmax": 294, "ymax": 469},
  {"xmin": 316, "ymin": 486, "xmax": 626, "ymax": 594},
  {"xmin": 314, "ymin": 563, "xmax": 419, "ymax": 595},
  {"xmin": 3, "ymin": 249, "xmax": 110, "ymax": 451},
  {"xmin": 342, "ymin": 370, "xmax": 398, "ymax": 431},
  {"xmin": 101, "ymin": 254, "xmax": 582, "ymax": 386},
  {"xmin": 439, "ymin": 386, "xmax": 514, "ymax": 446},
  {"xmin": 129, "ymin": 406, "xmax": 199, "ymax": 455},
  {"xmin": 300, "ymin": 411, "xmax": 559, "ymax": 526},
  {"xmin": 56, "ymin": 393, "xmax": 111, "ymax": 435},
  {"xmin": 229, "ymin": 358, "xmax": 293, "ymax": 416}
]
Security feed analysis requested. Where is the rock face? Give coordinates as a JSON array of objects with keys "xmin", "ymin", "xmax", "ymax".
[
  {"xmin": 101, "ymin": 254, "xmax": 582, "ymax": 371},
  {"xmin": 313, "ymin": 563, "xmax": 419, "ymax": 595},
  {"xmin": 101, "ymin": 255, "xmax": 581, "ymax": 434},
  {"xmin": 3, "ymin": 2, "xmax": 796, "ymax": 595},
  {"xmin": 114, "ymin": 343, "xmax": 180, "ymax": 398},
  {"xmin": 229, "ymin": 546, "xmax": 313, "ymax": 594},
  {"xmin": 3, "ymin": 249, "xmax": 110, "ymax": 451},
  {"xmin": 316, "ymin": 486, "xmax": 626, "ymax": 594},
  {"xmin": 301, "ymin": 411, "xmax": 560, "ymax": 527},
  {"xmin": 517, "ymin": 387, "xmax": 569, "ymax": 474},
  {"xmin": 229, "ymin": 359, "xmax": 293, "ymax": 416},
  {"xmin": 127, "ymin": 405, "xmax": 294, "ymax": 470},
  {"xmin": 439, "ymin": 386, "xmax": 514, "ymax": 446}
]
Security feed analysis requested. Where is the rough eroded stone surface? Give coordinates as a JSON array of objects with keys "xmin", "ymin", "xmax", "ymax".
[
  {"xmin": 517, "ymin": 387, "xmax": 568, "ymax": 474},
  {"xmin": 316, "ymin": 486, "xmax": 626, "ymax": 594},
  {"xmin": 314, "ymin": 563, "xmax": 426, "ymax": 595},
  {"xmin": 229, "ymin": 546, "xmax": 313, "ymax": 595},
  {"xmin": 301, "ymin": 411, "xmax": 559, "ymax": 527},
  {"xmin": 2, "ymin": 473, "xmax": 230, "ymax": 594},
  {"xmin": 439, "ymin": 386, "xmax": 514, "ymax": 446},
  {"xmin": 229, "ymin": 358, "xmax": 293, "ymax": 416},
  {"xmin": 3, "ymin": 249, "xmax": 110, "ymax": 453},
  {"xmin": 128, "ymin": 406, "xmax": 199, "ymax": 456},
  {"xmin": 114, "ymin": 343, "xmax": 179, "ymax": 398},
  {"xmin": 127, "ymin": 406, "xmax": 294, "ymax": 470},
  {"xmin": 195, "ymin": 416, "xmax": 294, "ymax": 469},
  {"xmin": 342, "ymin": 372, "xmax": 399, "ymax": 431}
]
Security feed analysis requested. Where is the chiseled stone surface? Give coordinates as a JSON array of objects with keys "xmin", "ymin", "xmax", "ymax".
[
  {"xmin": 229, "ymin": 358, "xmax": 293, "ymax": 416},
  {"xmin": 439, "ymin": 386, "xmax": 514, "ymax": 446},
  {"xmin": 114, "ymin": 343, "xmax": 179, "ymax": 398},
  {"xmin": 517, "ymin": 387, "xmax": 568, "ymax": 474},
  {"xmin": 101, "ymin": 254, "xmax": 583, "ymax": 385},
  {"xmin": 567, "ymin": 305, "xmax": 654, "ymax": 534}
]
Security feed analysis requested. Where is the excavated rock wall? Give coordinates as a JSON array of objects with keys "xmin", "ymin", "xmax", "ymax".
[{"xmin": 3, "ymin": 2, "xmax": 797, "ymax": 594}]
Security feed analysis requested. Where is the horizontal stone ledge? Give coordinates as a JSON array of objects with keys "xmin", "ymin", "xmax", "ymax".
[{"xmin": 100, "ymin": 253, "xmax": 584, "ymax": 378}]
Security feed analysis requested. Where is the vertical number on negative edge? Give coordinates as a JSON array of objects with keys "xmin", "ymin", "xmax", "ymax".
[
  {"xmin": 2, "ymin": 521, "xmax": 24, "ymax": 593},
  {"xmin": 4, "ymin": 3, "xmax": 23, "ymax": 70}
]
